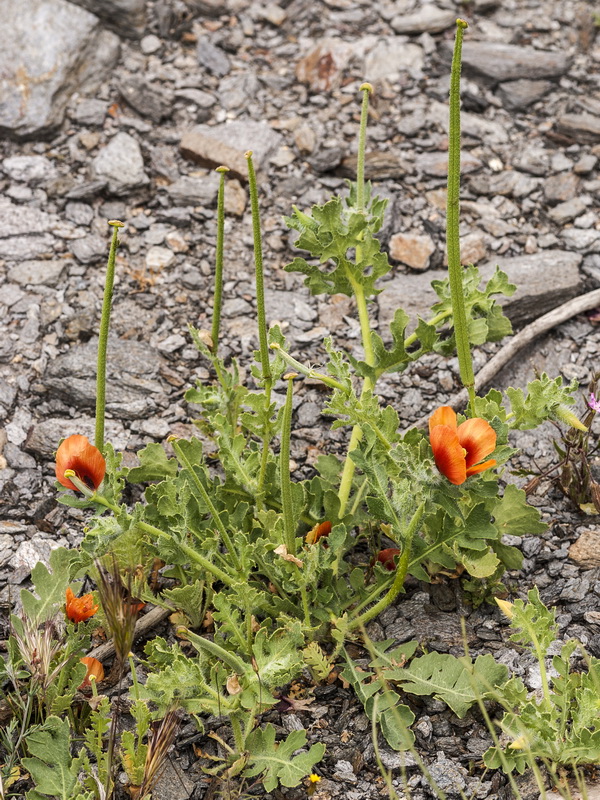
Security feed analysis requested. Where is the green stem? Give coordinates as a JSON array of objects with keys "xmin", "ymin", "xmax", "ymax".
[
  {"xmin": 348, "ymin": 502, "xmax": 425, "ymax": 630},
  {"xmin": 211, "ymin": 167, "xmax": 229, "ymax": 353},
  {"xmin": 246, "ymin": 151, "xmax": 271, "ymax": 383},
  {"xmin": 95, "ymin": 220, "xmax": 123, "ymax": 453},
  {"xmin": 280, "ymin": 374, "xmax": 297, "ymax": 556},
  {"xmin": 269, "ymin": 343, "xmax": 348, "ymax": 392},
  {"xmin": 356, "ymin": 83, "xmax": 373, "ymax": 214},
  {"xmin": 246, "ymin": 151, "xmax": 273, "ymax": 500},
  {"xmin": 337, "ymin": 283, "xmax": 376, "ymax": 516},
  {"xmin": 169, "ymin": 438, "xmax": 242, "ymax": 572},
  {"xmin": 446, "ymin": 20, "xmax": 476, "ymax": 416},
  {"xmin": 230, "ymin": 714, "xmax": 245, "ymax": 753},
  {"xmin": 182, "ymin": 627, "xmax": 249, "ymax": 676}
]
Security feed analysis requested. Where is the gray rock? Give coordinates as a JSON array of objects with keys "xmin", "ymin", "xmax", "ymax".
[
  {"xmin": 391, "ymin": 5, "xmax": 456, "ymax": 34},
  {"xmin": 140, "ymin": 34, "xmax": 162, "ymax": 54},
  {"xmin": 44, "ymin": 337, "xmax": 166, "ymax": 418},
  {"xmin": 119, "ymin": 76, "xmax": 173, "ymax": 122},
  {"xmin": 555, "ymin": 113, "xmax": 600, "ymax": 145},
  {"xmin": 11, "ymin": 536, "xmax": 62, "ymax": 585},
  {"xmin": 197, "ymin": 36, "xmax": 231, "ymax": 76},
  {"xmin": 219, "ymin": 72, "xmax": 261, "ymax": 111},
  {"xmin": 427, "ymin": 753, "xmax": 467, "ymax": 795},
  {"xmin": 72, "ymin": 98, "xmax": 108, "ymax": 127},
  {"xmin": 478, "ymin": 250, "xmax": 582, "ymax": 327},
  {"xmin": 180, "ymin": 121, "xmax": 282, "ymax": 181},
  {"xmin": 497, "ymin": 79, "xmax": 553, "ymax": 110},
  {"xmin": 416, "ymin": 150, "xmax": 482, "ymax": 177},
  {"xmin": 167, "ymin": 175, "xmax": 220, "ymax": 206},
  {"xmin": 574, "ymin": 154, "xmax": 598, "ymax": 174},
  {"xmin": 0, "ymin": 378, "xmax": 17, "ymax": 411},
  {"xmin": 365, "ymin": 38, "xmax": 424, "ymax": 81},
  {"xmin": 0, "ymin": 0, "xmax": 120, "ymax": 139},
  {"xmin": 71, "ymin": 235, "xmax": 108, "ymax": 265},
  {"xmin": 67, "ymin": 0, "xmax": 146, "ymax": 38},
  {"xmin": 0, "ymin": 198, "xmax": 58, "ymax": 261},
  {"xmin": 175, "ymin": 88, "xmax": 216, "ymax": 108},
  {"xmin": 66, "ymin": 180, "xmax": 108, "ymax": 201},
  {"xmin": 378, "ymin": 250, "xmax": 582, "ymax": 336},
  {"xmin": 443, "ymin": 41, "xmax": 570, "ymax": 86},
  {"xmin": 544, "ymin": 172, "xmax": 580, "ymax": 204},
  {"xmin": 7, "ymin": 260, "xmax": 66, "ymax": 286},
  {"xmin": 93, "ymin": 132, "xmax": 149, "ymax": 195},
  {"xmin": 2, "ymin": 155, "xmax": 56, "ymax": 184},
  {"xmin": 561, "ymin": 228, "xmax": 600, "ymax": 253},
  {"xmin": 65, "ymin": 202, "xmax": 94, "ymax": 226},
  {"xmin": 469, "ymin": 170, "xmax": 540, "ymax": 199},
  {"xmin": 25, "ymin": 416, "xmax": 128, "ymax": 457},
  {"xmin": 548, "ymin": 197, "xmax": 587, "ymax": 224}
]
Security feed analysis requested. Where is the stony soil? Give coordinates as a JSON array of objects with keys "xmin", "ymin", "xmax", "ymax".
[{"xmin": 1, "ymin": 0, "xmax": 600, "ymax": 797}]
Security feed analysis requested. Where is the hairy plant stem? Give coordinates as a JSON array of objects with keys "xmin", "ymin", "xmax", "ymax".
[
  {"xmin": 230, "ymin": 714, "xmax": 245, "ymax": 753},
  {"xmin": 347, "ymin": 501, "xmax": 425, "ymax": 630},
  {"xmin": 280, "ymin": 374, "xmax": 297, "ymax": 555},
  {"xmin": 337, "ymin": 85, "xmax": 377, "ymax": 517},
  {"xmin": 356, "ymin": 82, "xmax": 372, "ymax": 213},
  {"xmin": 446, "ymin": 20, "xmax": 476, "ymax": 416},
  {"xmin": 95, "ymin": 220, "xmax": 123, "ymax": 453},
  {"xmin": 169, "ymin": 437, "xmax": 242, "ymax": 572},
  {"xmin": 246, "ymin": 151, "xmax": 273, "ymax": 502},
  {"xmin": 269, "ymin": 343, "xmax": 347, "ymax": 391},
  {"xmin": 211, "ymin": 167, "xmax": 229, "ymax": 354}
]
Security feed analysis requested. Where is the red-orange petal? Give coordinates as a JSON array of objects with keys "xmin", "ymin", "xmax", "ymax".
[
  {"xmin": 376, "ymin": 548, "xmax": 400, "ymax": 571},
  {"xmin": 430, "ymin": 424, "xmax": 467, "ymax": 485},
  {"xmin": 66, "ymin": 586, "xmax": 99, "ymax": 623},
  {"xmin": 55, "ymin": 435, "xmax": 106, "ymax": 491},
  {"xmin": 457, "ymin": 418, "xmax": 496, "ymax": 470},
  {"xmin": 466, "ymin": 458, "xmax": 497, "ymax": 477},
  {"xmin": 429, "ymin": 406, "xmax": 457, "ymax": 435},
  {"xmin": 79, "ymin": 656, "xmax": 104, "ymax": 688}
]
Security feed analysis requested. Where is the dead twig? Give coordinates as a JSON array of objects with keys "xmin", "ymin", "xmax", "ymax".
[{"xmin": 87, "ymin": 605, "xmax": 171, "ymax": 662}]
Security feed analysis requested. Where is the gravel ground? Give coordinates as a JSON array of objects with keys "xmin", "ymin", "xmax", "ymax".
[{"xmin": 1, "ymin": 0, "xmax": 600, "ymax": 797}]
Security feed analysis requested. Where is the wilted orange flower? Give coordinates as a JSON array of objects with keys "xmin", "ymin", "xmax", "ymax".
[
  {"xmin": 429, "ymin": 406, "xmax": 496, "ymax": 486},
  {"xmin": 376, "ymin": 548, "xmax": 400, "ymax": 571},
  {"xmin": 66, "ymin": 586, "xmax": 99, "ymax": 623},
  {"xmin": 55, "ymin": 434, "xmax": 105, "ymax": 492},
  {"xmin": 305, "ymin": 520, "xmax": 332, "ymax": 545},
  {"xmin": 79, "ymin": 656, "xmax": 104, "ymax": 688}
]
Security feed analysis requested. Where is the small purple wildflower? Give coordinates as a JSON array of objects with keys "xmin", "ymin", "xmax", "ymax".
[{"xmin": 589, "ymin": 393, "xmax": 600, "ymax": 413}]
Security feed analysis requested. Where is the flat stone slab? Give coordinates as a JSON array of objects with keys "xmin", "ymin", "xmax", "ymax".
[
  {"xmin": 378, "ymin": 250, "xmax": 582, "ymax": 338},
  {"xmin": 0, "ymin": 0, "xmax": 120, "ymax": 139},
  {"xmin": 44, "ymin": 337, "xmax": 168, "ymax": 419},
  {"xmin": 569, "ymin": 530, "xmax": 600, "ymax": 568},
  {"xmin": 180, "ymin": 121, "xmax": 282, "ymax": 181},
  {"xmin": 441, "ymin": 41, "xmax": 571, "ymax": 85}
]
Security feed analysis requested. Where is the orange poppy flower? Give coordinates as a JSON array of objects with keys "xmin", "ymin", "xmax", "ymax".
[
  {"xmin": 429, "ymin": 406, "xmax": 496, "ymax": 486},
  {"xmin": 55, "ymin": 434, "xmax": 105, "ymax": 492},
  {"xmin": 79, "ymin": 656, "xmax": 104, "ymax": 688},
  {"xmin": 305, "ymin": 520, "xmax": 332, "ymax": 545},
  {"xmin": 66, "ymin": 587, "xmax": 99, "ymax": 623},
  {"xmin": 376, "ymin": 548, "xmax": 400, "ymax": 571}
]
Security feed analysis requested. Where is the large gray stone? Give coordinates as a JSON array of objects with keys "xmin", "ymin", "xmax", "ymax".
[
  {"xmin": 167, "ymin": 175, "xmax": 220, "ymax": 206},
  {"xmin": 0, "ymin": 0, "xmax": 120, "ymax": 139},
  {"xmin": 441, "ymin": 41, "xmax": 571, "ymax": 86},
  {"xmin": 44, "ymin": 337, "xmax": 168, "ymax": 419},
  {"xmin": 0, "ymin": 198, "xmax": 59, "ymax": 261},
  {"xmin": 378, "ymin": 250, "xmax": 582, "ymax": 337},
  {"xmin": 25, "ymin": 416, "xmax": 129, "ymax": 457},
  {"xmin": 555, "ymin": 113, "xmax": 600, "ymax": 145},
  {"xmin": 7, "ymin": 260, "xmax": 66, "ymax": 286},
  {"xmin": 93, "ymin": 132, "xmax": 149, "ymax": 195},
  {"xmin": 180, "ymin": 121, "xmax": 282, "ymax": 181},
  {"xmin": 2, "ymin": 156, "xmax": 57, "ymax": 184},
  {"xmin": 391, "ymin": 5, "xmax": 456, "ymax": 35},
  {"xmin": 67, "ymin": 0, "xmax": 146, "ymax": 38}
]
